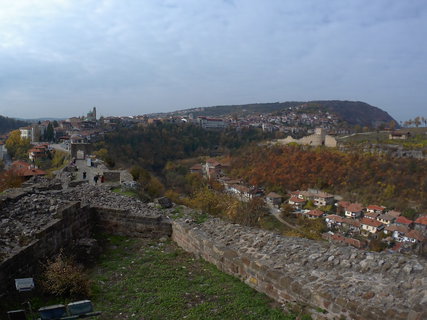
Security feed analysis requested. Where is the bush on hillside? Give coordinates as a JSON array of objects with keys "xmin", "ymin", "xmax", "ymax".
[{"xmin": 40, "ymin": 250, "xmax": 91, "ymax": 298}]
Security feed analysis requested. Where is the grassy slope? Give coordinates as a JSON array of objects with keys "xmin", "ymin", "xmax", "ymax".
[
  {"xmin": 339, "ymin": 128, "xmax": 427, "ymax": 148},
  {"xmin": 91, "ymin": 235, "xmax": 298, "ymax": 320},
  {"xmin": 1, "ymin": 234, "xmax": 302, "ymax": 320}
]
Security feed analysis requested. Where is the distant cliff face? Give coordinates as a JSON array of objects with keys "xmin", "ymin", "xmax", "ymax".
[{"xmin": 166, "ymin": 100, "xmax": 398, "ymax": 128}]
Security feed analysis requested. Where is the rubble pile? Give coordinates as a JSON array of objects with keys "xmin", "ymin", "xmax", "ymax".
[
  {"xmin": 55, "ymin": 184, "xmax": 164, "ymax": 216},
  {"xmin": 0, "ymin": 193, "xmax": 70, "ymax": 260}
]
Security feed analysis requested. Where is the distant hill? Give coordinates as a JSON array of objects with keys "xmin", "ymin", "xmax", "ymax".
[
  {"xmin": 18, "ymin": 117, "xmax": 64, "ymax": 123},
  {"xmin": 160, "ymin": 100, "xmax": 397, "ymax": 128},
  {"xmin": 0, "ymin": 115, "xmax": 29, "ymax": 135},
  {"xmin": 304, "ymin": 101, "xmax": 397, "ymax": 127}
]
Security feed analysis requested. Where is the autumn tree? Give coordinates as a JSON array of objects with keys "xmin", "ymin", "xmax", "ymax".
[
  {"xmin": 226, "ymin": 197, "xmax": 268, "ymax": 227},
  {"xmin": 229, "ymin": 144, "xmax": 427, "ymax": 212},
  {"xmin": 129, "ymin": 166, "xmax": 164, "ymax": 200},
  {"xmin": 93, "ymin": 148, "xmax": 115, "ymax": 168},
  {"xmin": 5, "ymin": 130, "xmax": 31, "ymax": 159},
  {"xmin": 280, "ymin": 203, "xmax": 294, "ymax": 219},
  {"xmin": 51, "ymin": 150, "xmax": 69, "ymax": 168},
  {"xmin": 0, "ymin": 170, "xmax": 23, "ymax": 192}
]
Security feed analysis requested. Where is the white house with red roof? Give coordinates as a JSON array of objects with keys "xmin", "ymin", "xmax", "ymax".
[
  {"xmin": 306, "ymin": 209, "xmax": 325, "ymax": 219},
  {"xmin": 366, "ymin": 205, "xmax": 386, "ymax": 214},
  {"xmin": 336, "ymin": 201, "xmax": 351, "ymax": 215},
  {"xmin": 376, "ymin": 214, "xmax": 396, "ymax": 225},
  {"xmin": 288, "ymin": 196, "xmax": 306, "ymax": 210},
  {"xmin": 364, "ymin": 211, "xmax": 380, "ymax": 220},
  {"xmin": 345, "ymin": 203, "xmax": 364, "ymax": 218},
  {"xmin": 312, "ymin": 191, "xmax": 334, "ymax": 207},
  {"xmin": 324, "ymin": 214, "xmax": 344, "ymax": 228},
  {"xmin": 360, "ymin": 217, "xmax": 384, "ymax": 234}
]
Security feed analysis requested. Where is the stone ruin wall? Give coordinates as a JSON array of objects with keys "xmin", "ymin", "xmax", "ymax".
[
  {"xmin": 0, "ymin": 185, "xmax": 426, "ymax": 319},
  {"xmin": 0, "ymin": 202, "xmax": 92, "ymax": 295},
  {"xmin": 93, "ymin": 206, "xmax": 171, "ymax": 238},
  {"xmin": 172, "ymin": 219, "xmax": 426, "ymax": 320},
  {"xmin": 0, "ymin": 185, "xmax": 171, "ymax": 296},
  {"xmin": 325, "ymin": 135, "xmax": 338, "ymax": 148},
  {"xmin": 278, "ymin": 133, "xmax": 337, "ymax": 148}
]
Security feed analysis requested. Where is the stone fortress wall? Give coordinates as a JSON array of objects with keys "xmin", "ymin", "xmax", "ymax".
[
  {"xmin": 0, "ymin": 184, "xmax": 425, "ymax": 319},
  {"xmin": 278, "ymin": 128, "xmax": 338, "ymax": 148}
]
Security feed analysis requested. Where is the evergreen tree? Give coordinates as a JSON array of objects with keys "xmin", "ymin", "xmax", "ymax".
[{"xmin": 44, "ymin": 122, "xmax": 55, "ymax": 141}]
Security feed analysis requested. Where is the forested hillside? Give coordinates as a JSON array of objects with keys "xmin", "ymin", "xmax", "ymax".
[
  {"xmin": 0, "ymin": 115, "xmax": 29, "ymax": 134},
  {"xmin": 230, "ymin": 145, "xmax": 427, "ymax": 212},
  {"xmin": 100, "ymin": 123, "xmax": 271, "ymax": 172}
]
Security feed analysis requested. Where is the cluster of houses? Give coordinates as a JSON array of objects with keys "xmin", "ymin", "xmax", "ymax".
[
  {"xmin": 190, "ymin": 160, "xmax": 427, "ymax": 252},
  {"xmin": 190, "ymin": 159, "xmax": 265, "ymax": 201},
  {"xmin": 16, "ymin": 108, "xmax": 106, "ymax": 148},
  {"xmin": 8, "ymin": 160, "xmax": 47, "ymax": 179},
  {"xmin": 148, "ymin": 103, "xmax": 347, "ymax": 134},
  {"xmin": 288, "ymin": 190, "xmax": 427, "ymax": 250},
  {"xmin": 28, "ymin": 143, "xmax": 50, "ymax": 162}
]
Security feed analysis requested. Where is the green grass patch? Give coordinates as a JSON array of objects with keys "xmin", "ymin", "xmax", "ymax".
[
  {"xmin": 111, "ymin": 187, "xmax": 138, "ymax": 198},
  {"xmin": 169, "ymin": 206, "xmax": 210, "ymax": 224},
  {"xmin": 91, "ymin": 235, "xmax": 297, "ymax": 320},
  {"xmin": 0, "ymin": 234, "xmax": 305, "ymax": 320},
  {"xmin": 259, "ymin": 215, "xmax": 293, "ymax": 234}
]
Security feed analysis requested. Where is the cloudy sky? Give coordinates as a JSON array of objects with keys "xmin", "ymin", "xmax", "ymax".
[{"xmin": 0, "ymin": 0, "xmax": 426, "ymax": 121}]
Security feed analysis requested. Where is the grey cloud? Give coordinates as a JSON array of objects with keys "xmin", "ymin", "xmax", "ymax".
[{"xmin": 0, "ymin": 0, "xmax": 426, "ymax": 120}]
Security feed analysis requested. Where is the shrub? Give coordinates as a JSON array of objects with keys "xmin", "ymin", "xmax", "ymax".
[{"xmin": 41, "ymin": 250, "xmax": 91, "ymax": 298}]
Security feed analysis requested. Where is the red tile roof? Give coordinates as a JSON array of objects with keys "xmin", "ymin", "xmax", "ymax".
[
  {"xmin": 289, "ymin": 196, "xmax": 306, "ymax": 203},
  {"xmin": 10, "ymin": 161, "xmax": 47, "ymax": 177},
  {"xmin": 346, "ymin": 203, "xmax": 364, "ymax": 213},
  {"xmin": 415, "ymin": 216, "xmax": 427, "ymax": 226},
  {"xmin": 367, "ymin": 205, "xmax": 385, "ymax": 211},
  {"xmin": 314, "ymin": 191, "xmax": 333, "ymax": 198},
  {"xmin": 406, "ymin": 230, "xmax": 425, "ymax": 242},
  {"xmin": 385, "ymin": 225, "xmax": 409, "ymax": 234},
  {"xmin": 361, "ymin": 217, "xmax": 383, "ymax": 228},
  {"xmin": 342, "ymin": 218, "xmax": 361, "ymax": 228},
  {"xmin": 338, "ymin": 201, "xmax": 351, "ymax": 208},
  {"xmin": 325, "ymin": 214, "xmax": 344, "ymax": 223},
  {"xmin": 364, "ymin": 212, "xmax": 380, "ymax": 219},
  {"xmin": 395, "ymin": 216, "xmax": 413, "ymax": 225},
  {"xmin": 307, "ymin": 209, "xmax": 324, "ymax": 217}
]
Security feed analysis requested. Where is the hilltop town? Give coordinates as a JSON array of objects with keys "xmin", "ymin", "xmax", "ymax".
[
  {"xmin": 1, "ymin": 105, "xmax": 427, "ymax": 257},
  {"xmin": 1, "ymin": 103, "xmax": 427, "ymax": 319}
]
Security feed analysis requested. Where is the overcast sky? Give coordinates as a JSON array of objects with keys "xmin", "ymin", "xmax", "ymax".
[{"xmin": 0, "ymin": 0, "xmax": 426, "ymax": 121}]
